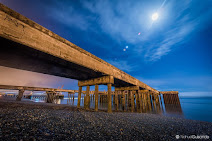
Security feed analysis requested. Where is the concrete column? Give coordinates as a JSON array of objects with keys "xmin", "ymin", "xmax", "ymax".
[
  {"xmin": 77, "ymin": 86, "xmax": 82, "ymax": 108},
  {"xmin": 95, "ymin": 85, "xmax": 99, "ymax": 111},
  {"xmin": 121, "ymin": 90, "xmax": 126, "ymax": 111},
  {"xmin": 107, "ymin": 83, "xmax": 112, "ymax": 113},
  {"xmin": 16, "ymin": 89, "xmax": 25, "ymax": 101},
  {"xmin": 84, "ymin": 86, "xmax": 90, "ymax": 110},
  {"xmin": 115, "ymin": 90, "xmax": 118, "ymax": 111}
]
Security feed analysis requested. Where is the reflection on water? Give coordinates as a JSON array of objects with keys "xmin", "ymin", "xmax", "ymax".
[{"xmin": 1, "ymin": 93, "xmax": 211, "ymax": 122}]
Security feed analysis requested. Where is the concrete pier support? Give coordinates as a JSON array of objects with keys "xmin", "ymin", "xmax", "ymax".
[
  {"xmin": 84, "ymin": 86, "xmax": 90, "ymax": 110},
  {"xmin": 107, "ymin": 83, "xmax": 112, "ymax": 113},
  {"xmin": 94, "ymin": 85, "xmax": 99, "ymax": 111},
  {"xmin": 78, "ymin": 76, "xmax": 114, "ymax": 112},
  {"xmin": 16, "ymin": 89, "xmax": 25, "ymax": 101},
  {"xmin": 77, "ymin": 86, "xmax": 82, "ymax": 108}
]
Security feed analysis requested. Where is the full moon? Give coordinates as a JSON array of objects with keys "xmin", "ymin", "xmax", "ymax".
[{"xmin": 152, "ymin": 13, "xmax": 159, "ymax": 21}]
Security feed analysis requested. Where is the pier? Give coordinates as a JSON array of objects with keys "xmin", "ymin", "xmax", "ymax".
[
  {"xmin": 0, "ymin": 84, "xmax": 182, "ymax": 113},
  {"xmin": 0, "ymin": 3, "xmax": 180, "ymax": 113}
]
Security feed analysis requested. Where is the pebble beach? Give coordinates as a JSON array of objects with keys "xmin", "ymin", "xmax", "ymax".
[{"xmin": 0, "ymin": 99, "xmax": 211, "ymax": 140}]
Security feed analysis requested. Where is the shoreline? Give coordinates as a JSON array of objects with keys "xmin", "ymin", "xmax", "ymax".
[{"xmin": 0, "ymin": 100, "xmax": 211, "ymax": 140}]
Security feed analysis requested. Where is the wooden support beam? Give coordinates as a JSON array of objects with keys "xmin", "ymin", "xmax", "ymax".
[
  {"xmin": 160, "ymin": 91, "xmax": 179, "ymax": 95},
  {"xmin": 78, "ymin": 76, "xmax": 114, "ymax": 87}
]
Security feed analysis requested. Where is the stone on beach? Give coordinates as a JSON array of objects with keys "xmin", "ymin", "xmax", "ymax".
[{"xmin": 0, "ymin": 100, "xmax": 211, "ymax": 140}]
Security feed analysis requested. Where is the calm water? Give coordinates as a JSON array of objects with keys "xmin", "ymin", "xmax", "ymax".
[
  {"xmin": 1, "ymin": 94, "xmax": 212, "ymax": 122},
  {"xmin": 180, "ymin": 97, "xmax": 212, "ymax": 122}
]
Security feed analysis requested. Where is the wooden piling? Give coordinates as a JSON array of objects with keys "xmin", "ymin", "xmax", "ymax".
[
  {"xmin": 115, "ymin": 90, "xmax": 118, "ymax": 111},
  {"xmin": 16, "ymin": 89, "xmax": 25, "ymax": 101},
  {"xmin": 107, "ymin": 83, "xmax": 112, "ymax": 113},
  {"xmin": 95, "ymin": 85, "xmax": 99, "ymax": 111},
  {"xmin": 121, "ymin": 90, "xmax": 126, "ymax": 111},
  {"xmin": 84, "ymin": 86, "xmax": 90, "ymax": 110},
  {"xmin": 77, "ymin": 86, "xmax": 82, "ymax": 108}
]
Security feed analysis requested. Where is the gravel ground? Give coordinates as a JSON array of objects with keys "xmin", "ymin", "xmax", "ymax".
[{"xmin": 0, "ymin": 100, "xmax": 211, "ymax": 141}]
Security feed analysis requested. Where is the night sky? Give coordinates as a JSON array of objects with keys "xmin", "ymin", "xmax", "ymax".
[{"xmin": 0, "ymin": 0, "xmax": 212, "ymax": 96}]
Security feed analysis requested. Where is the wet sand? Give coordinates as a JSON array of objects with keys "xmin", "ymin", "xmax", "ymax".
[{"xmin": 0, "ymin": 99, "xmax": 211, "ymax": 140}]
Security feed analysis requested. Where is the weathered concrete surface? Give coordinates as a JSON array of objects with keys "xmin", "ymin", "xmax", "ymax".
[
  {"xmin": 115, "ymin": 86, "xmax": 140, "ymax": 91},
  {"xmin": 0, "ymin": 3, "xmax": 158, "ymax": 93},
  {"xmin": 78, "ymin": 76, "xmax": 114, "ymax": 86}
]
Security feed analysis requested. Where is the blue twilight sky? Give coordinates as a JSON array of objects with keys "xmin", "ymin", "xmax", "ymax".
[{"xmin": 0, "ymin": 0, "xmax": 212, "ymax": 97}]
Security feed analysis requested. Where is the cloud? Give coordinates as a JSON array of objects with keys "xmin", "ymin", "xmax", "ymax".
[
  {"xmin": 144, "ymin": 0, "xmax": 212, "ymax": 61},
  {"xmin": 180, "ymin": 91, "xmax": 212, "ymax": 97},
  {"xmin": 44, "ymin": 0, "xmax": 212, "ymax": 63},
  {"xmin": 136, "ymin": 75, "xmax": 212, "ymax": 93},
  {"xmin": 106, "ymin": 59, "xmax": 136, "ymax": 72},
  {"xmin": 46, "ymin": 1, "xmax": 90, "ymax": 31}
]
